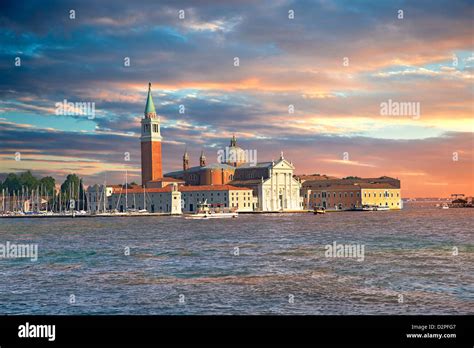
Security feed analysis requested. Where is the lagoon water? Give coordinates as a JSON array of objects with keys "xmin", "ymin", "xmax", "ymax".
[{"xmin": 0, "ymin": 204, "xmax": 473, "ymax": 315}]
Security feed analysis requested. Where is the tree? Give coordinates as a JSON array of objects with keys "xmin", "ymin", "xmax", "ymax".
[
  {"xmin": 19, "ymin": 171, "xmax": 39, "ymax": 190},
  {"xmin": 61, "ymin": 174, "xmax": 81, "ymax": 200},
  {"xmin": 39, "ymin": 176, "xmax": 56, "ymax": 194},
  {"xmin": 2, "ymin": 173, "xmax": 21, "ymax": 192},
  {"xmin": 60, "ymin": 174, "xmax": 87, "ymax": 210}
]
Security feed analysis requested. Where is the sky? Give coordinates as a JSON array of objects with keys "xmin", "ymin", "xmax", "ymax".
[{"xmin": 0, "ymin": 0, "xmax": 472, "ymax": 197}]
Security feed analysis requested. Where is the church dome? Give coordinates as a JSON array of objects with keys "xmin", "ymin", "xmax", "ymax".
[{"xmin": 224, "ymin": 135, "xmax": 247, "ymax": 167}]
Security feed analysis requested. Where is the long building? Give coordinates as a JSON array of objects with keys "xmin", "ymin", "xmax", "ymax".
[
  {"xmin": 302, "ymin": 177, "xmax": 401, "ymax": 210},
  {"xmin": 107, "ymin": 184, "xmax": 253, "ymax": 214},
  {"xmin": 109, "ymin": 184, "xmax": 182, "ymax": 214},
  {"xmin": 180, "ymin": 185, "xmax": 253, "ymax": 213}
]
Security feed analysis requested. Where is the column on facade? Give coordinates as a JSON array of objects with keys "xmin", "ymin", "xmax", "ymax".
[{"xmin": 270, "ymin": 168, "xmax": 274, "ymax": 211}]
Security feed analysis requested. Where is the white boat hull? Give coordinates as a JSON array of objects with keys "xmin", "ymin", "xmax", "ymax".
[{"xmin": 185, "ymin": 212, "xmax": 238, "ymax": 219}]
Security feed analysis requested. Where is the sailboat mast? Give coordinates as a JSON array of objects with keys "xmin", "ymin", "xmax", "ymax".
[
  {"xmin": 104, "ymin": 172, "xmax": 107, "ymax": 213},
  {"xmin": 125, "ymin": 169, "xmax": 128, "ymax": 212}
]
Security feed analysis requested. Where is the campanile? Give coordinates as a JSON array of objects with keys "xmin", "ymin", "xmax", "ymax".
[{"xmin": 141, "ymin": 83, "xmax": 162, "ymax": 186}]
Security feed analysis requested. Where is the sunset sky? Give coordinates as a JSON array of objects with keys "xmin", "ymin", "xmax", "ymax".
[{"xmin": 0, "ymin": 0, "xmax": 472, "ymax": 197}]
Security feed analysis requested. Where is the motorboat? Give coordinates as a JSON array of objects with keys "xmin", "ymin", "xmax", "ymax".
[
  {"xmin": 185, "ymin": 201, "xmax": 238, "ymax": 219},
  {"xmin": 362, "ymin": 205, "xmax": 377, "ymax": 211},
  {"xmin": 375, "ymin": 205, "xmax": 390, "ymax": 211}
]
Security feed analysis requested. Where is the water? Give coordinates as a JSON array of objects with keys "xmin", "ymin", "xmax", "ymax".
[{"xmin": 0, "ymin": 204, "xmax": 473, "ymax": 315}]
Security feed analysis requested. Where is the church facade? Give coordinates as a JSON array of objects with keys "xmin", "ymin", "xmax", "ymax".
[{"xmin": 230, "ymin": 153, "xmax": 303, "ymax": 211}]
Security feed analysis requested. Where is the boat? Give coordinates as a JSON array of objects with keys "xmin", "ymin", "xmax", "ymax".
[
  {"xmin": 375, "ymin": 205, "xmax": 390, "ymax": 211},
  {"xmin": 313, "ymin": 206, "xmax": 326, "ymax": 214},
  {"xmin": 441, "ymin": 203, "xmax": 449, "ymax": 209},
  {"xmin": 184, "ymin": 201, "xmax": 238, "ymax": 219},
  {"xmin": 127, "ymin": 209, "xmax": 149, "ymax": 215},
  {"xmin": 362, "ymin": 205, "xmax": 377, "ymax": 211}
]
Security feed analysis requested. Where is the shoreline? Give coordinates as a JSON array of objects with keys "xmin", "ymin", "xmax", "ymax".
[{"xmin": 0, "ymin": 209, "xmax": 408, "ymax": 218}]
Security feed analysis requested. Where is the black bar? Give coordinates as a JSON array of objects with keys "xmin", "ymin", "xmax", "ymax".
[{"xmin": 0, "ymin": 315, "xmax": 472, "ymax": 347}]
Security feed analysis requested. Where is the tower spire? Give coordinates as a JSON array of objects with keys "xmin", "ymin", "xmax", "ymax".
[
  {"xmin": 200, "ymin": 150, "xmax": 206, "ymax": 167},
  {"xmin": 230, "ymin": 134, "xmax": 237, "ymax": 147},
  {"xmin": 183, "ymin": 146, "xmax": 189, "ymax": 171},
  {"xmin": 144, "ymin": 82, "xmax": 156, "ymax": 117}
]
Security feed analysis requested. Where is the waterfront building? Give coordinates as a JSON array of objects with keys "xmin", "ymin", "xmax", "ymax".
[
  {"xmin": 299, "ymin": 175, "xmax": 400, "ymax": 188},
  {"xmin": 107, "ymin": 184, "xmax": 253, "ymax": 214},
  {"xmin": 359, "ymin": 183, "xmax": 402, "ymax": 209},
  {"xmin": 86, "ymin": 184, "xmax": 116, "ymax": 213},
  {"xmin": 230, "ymin": 152, "xmax": 303, "ymax": 211},
  {"xmin": 180, "ymin": 185, "xmax": 253, "ymax": 212},
  {"xmin": 303, "ymin": 180, "xmax": 401, "ymax": 210},
  {"xmin": 109, "ymin": 184, "xmax": 182, "ymax": 214}
]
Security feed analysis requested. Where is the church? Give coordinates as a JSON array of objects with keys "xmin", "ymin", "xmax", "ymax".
[
  {"xmin": 140, "ymin": 83, "xmax": 303, "ymax": 212},
  {"xmin": 229, "ymin": 153, "xmax": 303, "ymax": 211},
  {"xmin": 164, "ymin": 135, "xmax": 247, "ymax": 186}
]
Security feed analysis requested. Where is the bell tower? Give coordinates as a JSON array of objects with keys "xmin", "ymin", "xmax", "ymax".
[
  {"xmin": 183, "ymin": 148, "xmax": 189, "ymax": 171},
  {"xmin": 141, "ymin": 83, "xmax": 163, "ymax": 186}
]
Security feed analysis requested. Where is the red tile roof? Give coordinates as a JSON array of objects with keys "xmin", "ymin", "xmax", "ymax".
[
  {"xmin": 356, "ymin": 183, "xmax": 398, "ymax": 189},
  {"xmin": 111, "ymin": 184, "xmax": 252, "ymax": 195},
  {"xmin": 180, "ymin": 185, "xmax": 252, "ymax": 192},
  {"xmin": 156, "ymin": 177, "xmax": 184, "ymax": 182},
  {"xmin": 114, "ymin": 186, "xmax": 173, "ymax": 194}
]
